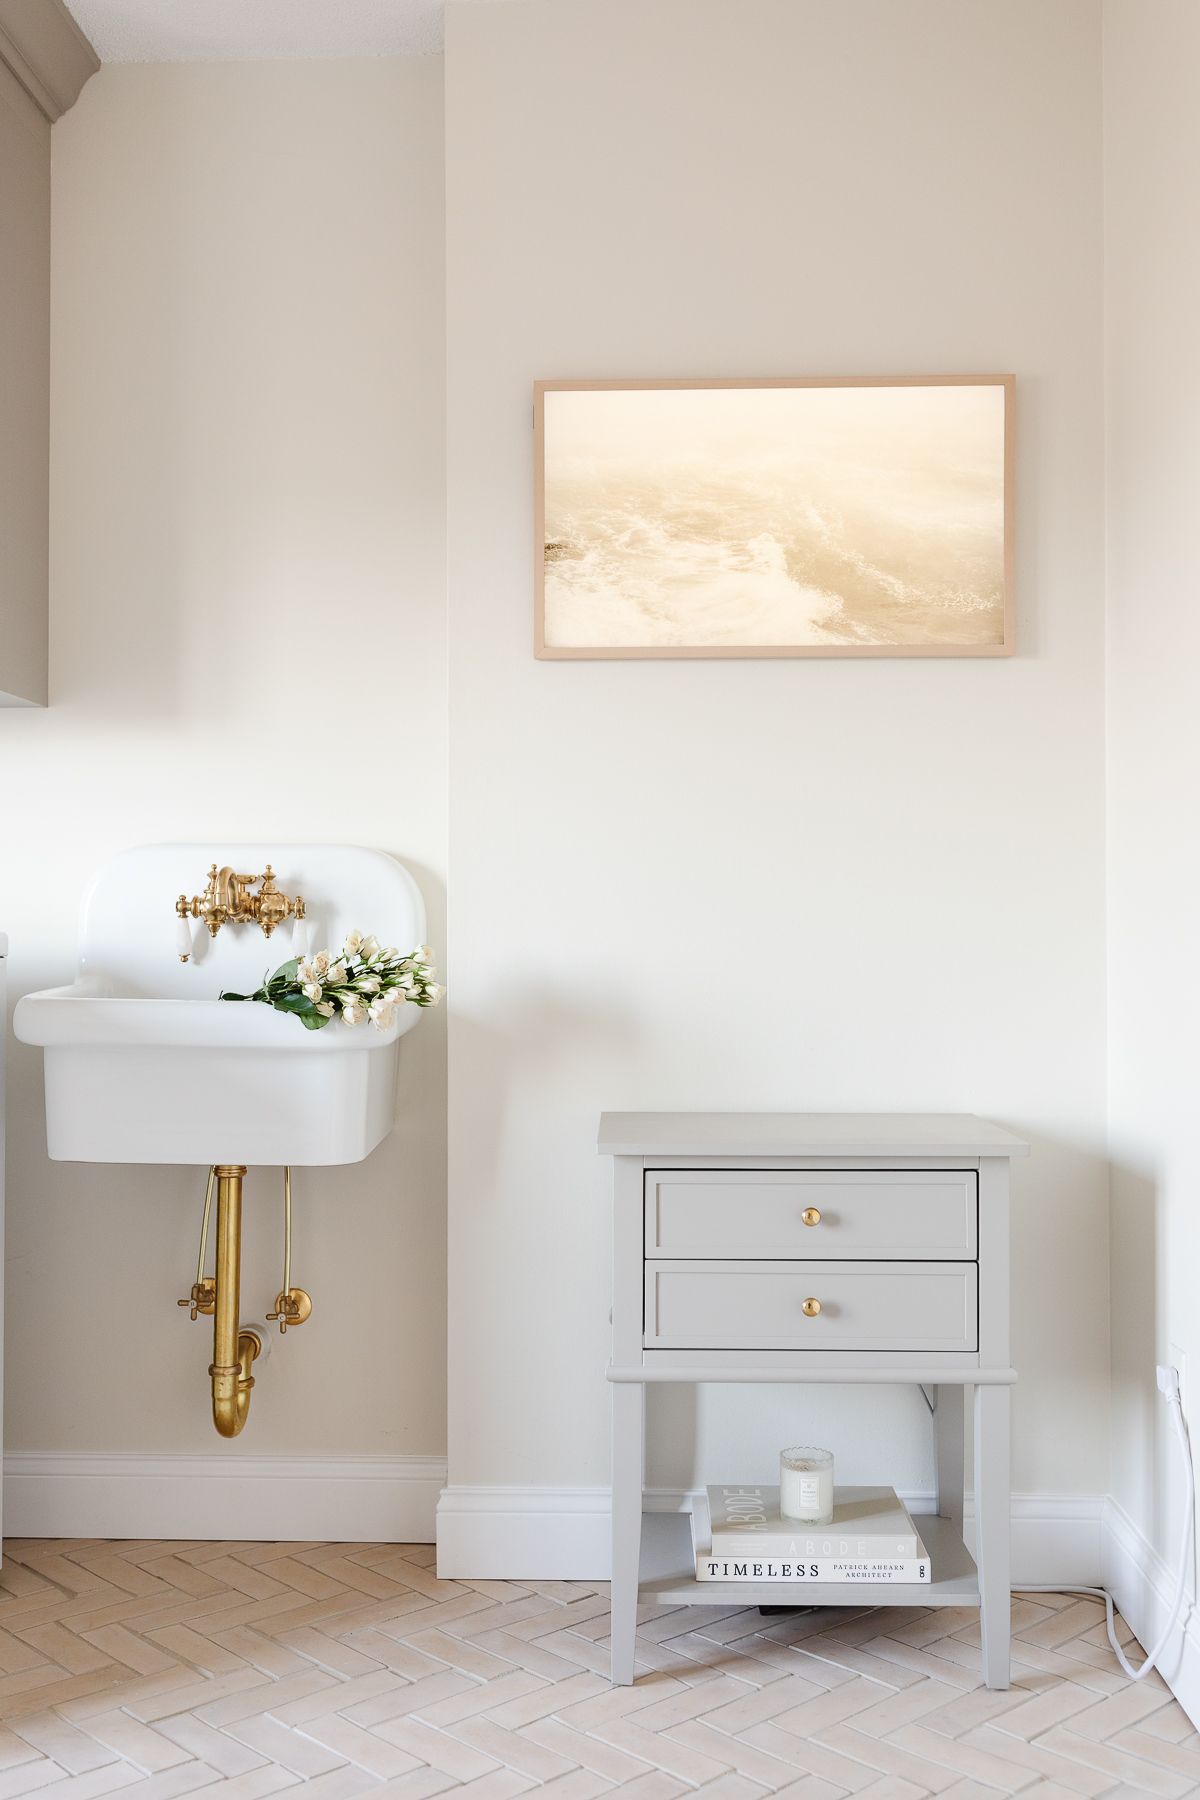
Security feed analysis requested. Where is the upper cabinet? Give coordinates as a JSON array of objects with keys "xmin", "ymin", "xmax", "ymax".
[{"xmin": 0, "ymin": 0, "xmax": 97, "ymax": 706}]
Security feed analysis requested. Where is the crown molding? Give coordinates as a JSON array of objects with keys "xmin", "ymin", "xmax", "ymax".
[{"xmin": 0, "ymin": 0, "xmax": 98, "ymax": 123}]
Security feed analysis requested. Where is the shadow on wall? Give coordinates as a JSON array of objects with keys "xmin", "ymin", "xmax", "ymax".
[
  {"xmin": 1007, "ymin": 1129, "xmax": 1112, "ymax": 1488},
  {"xmin": 1110, "ymin": 1160, "xmax": 1164, "ymax": 1533}
]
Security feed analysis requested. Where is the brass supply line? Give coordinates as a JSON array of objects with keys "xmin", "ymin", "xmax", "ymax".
[
  {"xmin": 179, "ymin": 1165, "xmax": 312, "ymax": 1437},
  {"xmin": 267, "ymin": 1166, "xmax": 313, "ymax": 1333},
  {"xmin": 209, "ymin": 1166, "xmax": 261, "ymax": 1438},
  {"xmin": 178, "ymin": 1166, "xmax": 217, "ymax": 1319}
]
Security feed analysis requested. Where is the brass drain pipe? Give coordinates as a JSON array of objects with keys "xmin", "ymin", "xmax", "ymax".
[
  {"xmin": 180, "ymin": 1164, "xmax": 312, "ymax": 1436},
  {"xmin": 209, "ymin": 1165, "xmax": 262, "ymax": 1438}
]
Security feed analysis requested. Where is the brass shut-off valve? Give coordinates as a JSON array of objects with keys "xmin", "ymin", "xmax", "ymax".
[
  {"xmin": 268, "ymin": 1288, "xmax": 313, "ymax": 1333},
  {"xmin": 178, "ymin": 1277, "xmax": 216, "ymax": 1320},
  {"xmin": 266, "ymin": 1169, "xmax": 312, "ymax": 1335}
]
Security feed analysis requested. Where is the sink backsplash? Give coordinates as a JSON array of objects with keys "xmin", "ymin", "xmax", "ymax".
[{"xmin": 78, "ymin": 843, "xmax": 426, "ymax": 999}]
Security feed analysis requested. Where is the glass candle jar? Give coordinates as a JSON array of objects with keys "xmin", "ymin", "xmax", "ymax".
[{"xmin": 780, "ymin": 1445, "xmax": 835, "ymax": 1524}]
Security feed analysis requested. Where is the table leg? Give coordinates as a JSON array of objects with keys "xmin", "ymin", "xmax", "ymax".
[
  {"xmin": 974, "ymin": 1383, "xmax": 1011, "ymax": 1689},
  {"xmin": 610, "ymin": 1381, "xmax": 644, "ymax": 1685},
  {"xmin": 934, "ymin": 1384, "xmax": 965, "ymax": 1531}
]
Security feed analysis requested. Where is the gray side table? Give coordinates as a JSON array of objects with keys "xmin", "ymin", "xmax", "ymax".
[{"xmin": 599, "ymin": 1112, "xmax": 1027, "ymax": 1687}]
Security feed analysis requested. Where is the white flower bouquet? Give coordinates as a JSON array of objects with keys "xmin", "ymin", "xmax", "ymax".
[{"xmin": 220, "ymin": 932, "xmax": 443, "ymax": 1031}]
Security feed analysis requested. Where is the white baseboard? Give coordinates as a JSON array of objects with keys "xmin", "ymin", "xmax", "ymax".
[
  {"xmin": 1103, "ymin": 1494, "xmax": 1200, "ymax": 1728},
  {"xmin": 3, "ymin": 1453, "xmax": 446, "ymax": 1542},
  {"xmin": 971, "ymin": 1491, "xmax": 1106, "ymax": 1588},
  {"xmin": 435, "ymin": 1485, "xmax": 1106, "ymax": 1585},
  {"xmin": 437, "ymin": 1485, "xmax": 614, "ymax": 1580}
]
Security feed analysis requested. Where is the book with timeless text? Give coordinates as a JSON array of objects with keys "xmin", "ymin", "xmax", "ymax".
[{"xmin": 695, "ymin": 1484, "xmax": 931, "ymax": 1583}]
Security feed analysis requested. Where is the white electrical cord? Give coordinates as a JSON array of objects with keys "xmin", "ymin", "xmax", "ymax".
[{"xmin": 1023, "ymin": 1366, "xmax": 1195, "ymax": 1682}]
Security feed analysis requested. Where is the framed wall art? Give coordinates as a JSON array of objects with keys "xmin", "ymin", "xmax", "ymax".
[{"xmin": 534, "ymin": 375, "xmax": 1014, "ymax": 659}]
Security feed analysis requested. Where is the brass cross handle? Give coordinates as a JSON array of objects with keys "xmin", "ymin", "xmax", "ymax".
[
  {"xmin": 267, "ymin": 1287, "xmax": 312, "ymax": 1334},
  {"xmin": 178, "ymin": 1278, "xmax": 216, "ymax": 1321}
]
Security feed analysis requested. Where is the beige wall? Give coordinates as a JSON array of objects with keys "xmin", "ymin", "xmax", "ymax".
[
  {"xmin": 1104, "ymin": 0, "xmax": 1200, "ymax": 1577},
  {"xmin": 444, "ymin": 0, "xmax": 1109, "ymax": 1520},
  {"xmin": 2, "ymin": 3, "xmax": 1142, "ymax": 1556},
  {"xmin": 0, "ymin": 64, "xmax": 49, "ymax": 707},
  {"xmin": 2, "ymin": 59, "xmax": 447, "ymax": 1458}
]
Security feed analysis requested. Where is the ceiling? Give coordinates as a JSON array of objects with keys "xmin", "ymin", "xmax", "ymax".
[{"xmin": 63, "ymin": 0, "xmax": 448, "ymax": 61}]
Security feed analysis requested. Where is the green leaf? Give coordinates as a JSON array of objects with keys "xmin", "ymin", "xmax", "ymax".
[
  {"xmin": 271, "ymin": 957, "xmax": 302, "ymax": 984},
  {"xmin": 273, "ymin": 993, "xmax": 317, "ymax": 1016},
  {"xmin": 299, "ymin": 1010, "xmax": 329, "ymax": 1029}
]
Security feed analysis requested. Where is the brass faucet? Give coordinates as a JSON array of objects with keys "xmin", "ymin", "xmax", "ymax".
[{"xmin": 175, "ymin": 864, "xmax": 305, "ymax": 961}]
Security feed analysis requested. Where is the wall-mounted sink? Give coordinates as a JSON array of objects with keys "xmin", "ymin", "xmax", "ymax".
[{"xmin": 14, "ymin": 843, "xmax": 430, "ymax": 1166}]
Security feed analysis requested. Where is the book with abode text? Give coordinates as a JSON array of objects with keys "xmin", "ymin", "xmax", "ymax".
[
  {"xmin": 695, "ymin": 1484, "xmax": 931, "ymax": 1583},
  {"xmin": 709, "ymin": 1484, "xmax": 922, "ymax": 1557}
]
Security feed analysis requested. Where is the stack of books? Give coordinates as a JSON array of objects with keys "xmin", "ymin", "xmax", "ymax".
[{"xmin": 694, "ymin": 1484, "xmax": 930, "ymax": 1584}]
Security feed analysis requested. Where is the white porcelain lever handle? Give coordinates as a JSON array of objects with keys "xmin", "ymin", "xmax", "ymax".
[{"xmin": 176, "ymin": 918, "xmax": 194, "ymax": 963}]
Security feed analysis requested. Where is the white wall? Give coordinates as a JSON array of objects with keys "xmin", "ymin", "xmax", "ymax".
[
  {"xmin": 444, "ymin": 0, "xmax": 1109, "ymax": 1560},
  {"xmin": 1104, "ymin": 0, "xmax": 1200, "ymax": 1632},
  {"xmin": 2, "ymin": 60, "xmax": 447, "ymax": 1477}
]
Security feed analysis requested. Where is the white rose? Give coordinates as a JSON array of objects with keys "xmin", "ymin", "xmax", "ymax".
[
  {"xmin": 298, "ymin": 960, "xmax": 316, "ymax": 984},
  {"xmin": 326, "ymin": 962, "xmax": 347, "ymax": 985},
  {"xmin": 360, "ymin": 935, "xmax": 380, "ymax": 960},
  {"xmin": 425, "ymin": 983, "xmax": 445, "ymax": 1005},
  {"xmin": 357, "ymin": 976, "xmax": 381, "ymax": 994},
  {"xmin": 345, "ymin": 930, "xmax": 363, "ymax": 954},
  {"xmin": 316, "ymin": 1000, "xmax": 335, "ymax": 1018},
  {"xmin": 341, "ymin": 1000, "xmax": 366, "ymax": 1026},
  {"xmin": 313, "ymin": 951, "xmax": 330, "ymax": 975},
  {"xmin": 303, "ymin": 982, "xmax": 323, "ymax": 1003}
]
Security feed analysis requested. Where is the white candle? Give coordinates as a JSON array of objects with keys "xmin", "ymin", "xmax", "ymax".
[{"xmin": 780, "ymin": 1445, "xmax": 834, "ymax": 1524}]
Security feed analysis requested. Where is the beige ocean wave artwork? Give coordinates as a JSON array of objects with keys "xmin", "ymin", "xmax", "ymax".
[{"xmin": 536, "ymin": 379, "xmax": 1012, "ymax": 658}]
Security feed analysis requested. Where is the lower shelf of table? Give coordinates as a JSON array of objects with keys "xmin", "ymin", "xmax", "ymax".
[{"xmin": 638, "ymin": 1511, "xmax": 980, "ymax": 1610}]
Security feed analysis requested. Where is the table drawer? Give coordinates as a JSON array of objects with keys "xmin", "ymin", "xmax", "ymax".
[
  {"xmin": 644, "ymin": 1169, "xmax": 976, "ymax": 1260},
  {"xmin": 643, "ymin": 1260, "xmax": 978, "ymax": 1352}
]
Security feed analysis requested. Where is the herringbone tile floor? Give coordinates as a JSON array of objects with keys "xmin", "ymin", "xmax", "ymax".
[{"xmin": 0, "ymin": 1540, "xmax": 1194, "ymax": 1800}]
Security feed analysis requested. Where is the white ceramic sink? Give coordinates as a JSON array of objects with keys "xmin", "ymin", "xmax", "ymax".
[{"xmin": 14, "ymin": 844, "xmax": 430, "ymax": 1166}]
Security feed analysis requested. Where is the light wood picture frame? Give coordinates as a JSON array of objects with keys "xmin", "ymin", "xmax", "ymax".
[{"xmin": 534, "ymin": 375, "xmax": 1015, "ymax": 659}]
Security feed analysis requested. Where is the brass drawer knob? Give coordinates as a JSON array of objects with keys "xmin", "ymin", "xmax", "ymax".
[
  {"xmin": 802, "ymin": 1297, "xmax": 822, "ymax": 1317},
  {"xmin": 802, "ymin": 1207, "xmax": 822, "ymax": 1227}
]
